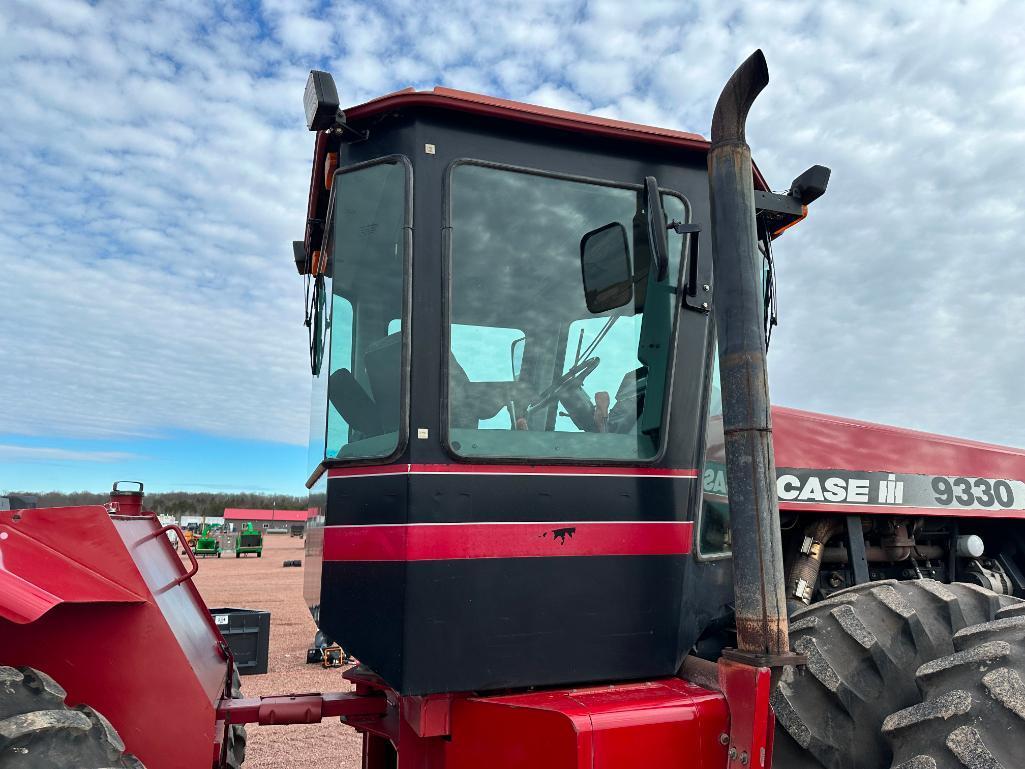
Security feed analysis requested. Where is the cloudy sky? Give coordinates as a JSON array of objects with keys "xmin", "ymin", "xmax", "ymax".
[{"xmin": 2, "ymin": 0, "xmax": 1024, "ymax": 494}]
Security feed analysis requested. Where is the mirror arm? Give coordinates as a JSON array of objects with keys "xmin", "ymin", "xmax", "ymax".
[{"xmin": 670, "ymin": 222, "xmax": 709, "ymax": 314}]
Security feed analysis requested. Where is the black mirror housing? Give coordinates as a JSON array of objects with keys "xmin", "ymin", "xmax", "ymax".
[
  {"xmin": 580, "ymin": 222, "xmax": 632, "ymax": 314},
  {"xmin": 644, "ymin": 177, "xmax": 669, "ymax": 282}
]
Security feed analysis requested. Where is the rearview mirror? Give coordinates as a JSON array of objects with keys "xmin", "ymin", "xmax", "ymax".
[
  {"xmin": 645, "ymin": 176, "xmax": 669, "ymax": 282},
  {"xmin": 580, "ymin": 222, "xmax": 632, "ymax": 314}
]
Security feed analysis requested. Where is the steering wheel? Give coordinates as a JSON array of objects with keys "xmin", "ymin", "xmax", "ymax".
[{"xmin": 524, "ymin": 356, "xmax": 600, "ymax": 419}]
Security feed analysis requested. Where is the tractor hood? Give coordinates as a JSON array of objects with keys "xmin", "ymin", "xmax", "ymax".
[{"xmin": 706, "ymin": 407, "xmax": 1025, "ymax": 519}]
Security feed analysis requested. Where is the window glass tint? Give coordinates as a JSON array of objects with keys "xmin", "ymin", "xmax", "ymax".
[
  {"xmin": 450, "ymin": 323, "xmax": 524, "ymax": 429},
  {"xmin": 698, "ymin": 353, "xmax": 730, "ymax": 555},
  {"xmin": 555, "ymin": 317, "xmax": 642, "ymax": 432},
  {"xmin": 322, "ymin": 160, "xmax": 409, "ymax": 461},
  {"xmin": 447, "ymin": 163, "xmax": 684, "ymax": 461}
]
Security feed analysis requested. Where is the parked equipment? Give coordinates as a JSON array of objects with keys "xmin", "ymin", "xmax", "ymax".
[
  {"xmin": 4, "ymin": 52, "xmax": 1025, "ymax": 769},
  {"xmin": 234, "ymin": 522, "xmax": 263, "ymax": 558},
  {"xmin": 194, "ymin": 524, "xmax": 221, "ymax": 558},
  {"xmin": 180, "ymin": 527, "xmax": 197, "ymax": 554}
]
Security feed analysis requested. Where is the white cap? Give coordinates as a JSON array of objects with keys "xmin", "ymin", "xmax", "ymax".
[{"xmin": 956, "ymin": 534, "xmax": 985, "ymax": 559}]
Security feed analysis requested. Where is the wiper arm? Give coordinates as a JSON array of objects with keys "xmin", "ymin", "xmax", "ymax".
[{"xmin": 575, "ymin": 315, "xmax": 618, "ymax": 365}]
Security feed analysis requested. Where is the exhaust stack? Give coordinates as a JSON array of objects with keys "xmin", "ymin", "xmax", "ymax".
[{"xmin": 707, "ymin": 50, "xmax": 792, "ymax": 660}]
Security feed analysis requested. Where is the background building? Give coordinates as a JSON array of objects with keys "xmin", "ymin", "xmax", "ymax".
[{"xmin": 223, "ymin": 508, "xmax": 307, "ymax": 533}]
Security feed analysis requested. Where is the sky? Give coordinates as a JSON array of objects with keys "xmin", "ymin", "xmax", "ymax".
[{"xmin": 2, "ymin": 0, "xmax": 1024, "ymax": 495}]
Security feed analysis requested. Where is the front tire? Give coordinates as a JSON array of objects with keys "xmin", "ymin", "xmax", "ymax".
[
  {"xmin": 771, "ymin": 580, "xmax": 1019, "ymax": 769},
  {"xmin": 0, "ymin": 666, "xmax": 143, "ymax": 768}
]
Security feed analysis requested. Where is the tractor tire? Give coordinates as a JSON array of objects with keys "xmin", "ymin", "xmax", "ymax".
[
  {"xmin": 0, "ymin": 666, "xmax": 143, "ymax": 768},
  {"xmin": 882, "ymin": 602, "xmax": 1025, "ymax": 769},
  {"xmin": 224, "ymin": 668, "xmax": 247, "ymax": 769},
  {"xmin": 770, "ymin": 580, "xmax": 1020, "ymax": 769}
]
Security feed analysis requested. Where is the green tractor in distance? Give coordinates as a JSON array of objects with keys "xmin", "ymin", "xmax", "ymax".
[
  {"xmin": 193, "ymin": 524, "xmax": 221, "ymax": 558},
  {"xmin": 235, "ymin": 522, "xmax": 263, "ymax": 558}
]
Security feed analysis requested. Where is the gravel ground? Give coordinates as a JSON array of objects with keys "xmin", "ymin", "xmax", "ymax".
[{"xmin": 190, "ymin": 536, "xmax": 362, "ymax": 769}]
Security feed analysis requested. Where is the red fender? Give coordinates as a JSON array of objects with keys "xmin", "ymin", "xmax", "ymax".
[{"xmin": 0, "ymin": 505, "xmax": 144, "ymax": 623}]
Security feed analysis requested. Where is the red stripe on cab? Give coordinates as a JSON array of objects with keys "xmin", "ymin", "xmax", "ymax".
[{"xmin": 323, "ymin": 521, "xmax": 693, "ymax": 562}]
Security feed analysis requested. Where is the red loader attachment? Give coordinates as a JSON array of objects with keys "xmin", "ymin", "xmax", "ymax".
[{"xmin": 0, "ymin": 490, "xmax": 239, "ymax": 768}]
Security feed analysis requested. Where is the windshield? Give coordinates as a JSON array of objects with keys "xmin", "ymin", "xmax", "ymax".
[
  {"xmin": 311, "ymin": 158, "xmax": 410, "ymax": 466},
  {"xmin": 446, "ymin": 162, "xmax": 687, "ymax": 461}
]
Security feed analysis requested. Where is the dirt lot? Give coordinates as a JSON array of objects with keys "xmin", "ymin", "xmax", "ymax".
[{"xmin": 191, "ymin": 535, "xmax": 362, "ymax": 769}]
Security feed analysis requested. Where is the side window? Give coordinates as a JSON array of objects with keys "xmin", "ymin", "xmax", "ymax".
[
  {"xmin": 323, "ymin": 159, "xmax": 409, "ymax": 461},
  {"xmin": 699, "ymin": 353, "xmax": 731, "ymax": 556}
]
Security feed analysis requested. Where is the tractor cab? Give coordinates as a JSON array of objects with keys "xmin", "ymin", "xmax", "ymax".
[{"xmin": 297, "ymin": 73, "xmax": 822, "ymax": 695}]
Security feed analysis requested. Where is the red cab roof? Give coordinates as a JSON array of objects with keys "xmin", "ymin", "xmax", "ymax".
[
  {"xmin": 306, "ymin": 86, "xmax": 770, "ymax": 255},
  {"xmin": 345, "ymin": 86, "xmax": 711, "ymax": 153}
]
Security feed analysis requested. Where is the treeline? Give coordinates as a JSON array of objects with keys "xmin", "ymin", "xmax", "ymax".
[{"xmin": 16, "ymin": 490, "xmax": 308, "ymax": 518}]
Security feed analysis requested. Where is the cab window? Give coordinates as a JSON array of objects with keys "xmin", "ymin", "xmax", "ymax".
[{"xmin": 446, "ymin": 162, "xmax": 687, "ymax": 461}]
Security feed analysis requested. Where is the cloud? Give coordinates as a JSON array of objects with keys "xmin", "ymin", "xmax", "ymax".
[
  {"xmin": 0, "ymin": 445, "xmax": 138, "ymax": 463},
  {"xmin": 1, "ymin": 0, "xmax": 1024, "ymax": 458}
]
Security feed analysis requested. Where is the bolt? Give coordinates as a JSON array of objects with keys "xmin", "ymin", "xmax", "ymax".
[
  {"xmin": 729, "ymin": 747, "xmax": 737, "ymax": 759},
  {"xmin": 702, "ymin": 302, "xmax": 709, "ymax": 309},
  {"xmin": 740, "ymin": 752, "xmax": 749, "ymax": 766},
  {"xmin": 719, "ymin": 733, "xmax": 730, "ymax": 745},
  {"xmin": 703, "ymin": 284, "xmax": 710, "ymax": 291}
]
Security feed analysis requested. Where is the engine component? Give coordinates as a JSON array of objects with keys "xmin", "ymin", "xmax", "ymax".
[
  {"xmin": 821, "ymin": 544, "xmax": 944, "ymax": 563},
  {"xmin": 788, "ymin": 517, "xmax": 844, "ymax": 606},
  {"xmin": 956, "ymin": 534, "xmax": 985, "ymax": 558},
  {"xmin": 963, "ymin": 558, "xmax": 1013, "ymax": 595}
]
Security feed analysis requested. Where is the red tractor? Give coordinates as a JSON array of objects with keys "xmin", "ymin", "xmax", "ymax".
[{"xmin": 3, "ymin": 51, "xmax": 1024, "ymax": 769}]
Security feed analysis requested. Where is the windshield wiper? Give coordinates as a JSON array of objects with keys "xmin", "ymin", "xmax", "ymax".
[{"xmin": 574, "ymin": 315, "xmax": 619, "ymax": 365}]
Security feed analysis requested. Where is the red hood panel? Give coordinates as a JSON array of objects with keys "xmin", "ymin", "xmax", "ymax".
[{"xmin": 773, "ymin": 406, "xmax": 1025, "ymax": 480}]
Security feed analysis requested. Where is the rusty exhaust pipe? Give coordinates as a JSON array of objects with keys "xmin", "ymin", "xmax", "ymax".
[{"xmin": 707, "ymin": 51, "xmax": 795, "ymax": 663}]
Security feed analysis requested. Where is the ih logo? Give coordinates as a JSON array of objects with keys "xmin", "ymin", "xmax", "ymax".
[{"xmin": 878, "ymin": 474, "xmax": 905, "ymax": 504}]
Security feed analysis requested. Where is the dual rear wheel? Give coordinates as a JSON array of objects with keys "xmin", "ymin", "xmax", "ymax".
[{"xmin": 772, "ymin": 579, "xmax": 1025, "ymax": 769}]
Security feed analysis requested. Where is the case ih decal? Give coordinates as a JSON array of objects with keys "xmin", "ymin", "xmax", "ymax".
[{"xmin": 703, "ymin": 463, "xmax": 1025, "ymax": 514}]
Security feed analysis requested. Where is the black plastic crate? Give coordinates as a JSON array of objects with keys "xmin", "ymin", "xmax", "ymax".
[{"xmin": 209, "ymin": 607, "xmax": 270, "ymax": 675}]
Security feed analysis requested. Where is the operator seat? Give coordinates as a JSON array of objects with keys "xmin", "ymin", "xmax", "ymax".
[
  {"xmin": 449, "ymin": 354, "xmax": 482, "ymax": 428},
  {"xmin": 364, "ymin": 333, "xmax": 402, "ymax": 433},
  {"xmin": 360, "ymin": 333, "xmax": 513, "ymax": 431}
]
